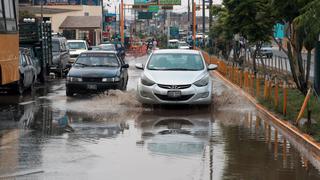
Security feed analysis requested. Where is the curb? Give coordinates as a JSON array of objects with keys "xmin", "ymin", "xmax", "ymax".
[{"xmin": 212, "ymin": 70, "xmax": 320, "ymax": 156}]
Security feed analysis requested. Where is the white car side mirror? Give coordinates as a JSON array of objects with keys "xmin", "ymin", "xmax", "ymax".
[
  {"xmin": 135, "ymin": 63, "xmax": 144, "ymax": 70},
  {"xmin": 207, "ymin": 64, "xmax": 218, "ymax": 71}
]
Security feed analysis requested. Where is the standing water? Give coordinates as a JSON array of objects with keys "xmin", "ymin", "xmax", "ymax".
[{"xmin": 0, "ymin": 55, "xmax": 319, "ymax": 179}]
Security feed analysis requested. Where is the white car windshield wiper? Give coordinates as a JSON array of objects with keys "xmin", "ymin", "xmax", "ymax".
[
  {"xmin": 94, "ymin": 64, "xmax": 119, "ymax": 67},
  {"xmin": 165, "ymin": 68, "xmax": 197, "ymax": 71},
  {"xmin": 75, "ymin": 62, "xmax": 90, "ymax": 66}
]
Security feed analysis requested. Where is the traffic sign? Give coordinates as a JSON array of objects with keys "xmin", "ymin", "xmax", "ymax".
[
  {"xmin": 159, "ymin": 0, "xmax": 181, "ymax": 5},
  {"xmin": 148, "ymin": 5, "xmax": 159, "ymax": 12},
  {"xmin": 170, "ymin": 26, "xmax": 179, "ymax": 38},
  {"xmin": 134, "ymin": 0, "xmax": 147, "ymax": 4},
  {"xmin": 274, "ymin": 23, "xmax": 284, "ymax": 39},
  {"xmin": 138, "ymin": 12, "xmax": 153, "ymax": 19}
]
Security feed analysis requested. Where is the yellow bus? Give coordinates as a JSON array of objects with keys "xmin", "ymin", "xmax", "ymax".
[{"xmin": 0, "ymin": 0, "xmax": 19, "ymax": 86}]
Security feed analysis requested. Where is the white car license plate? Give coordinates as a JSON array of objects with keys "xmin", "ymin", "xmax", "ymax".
[
  {"xmin": 167, "ymin": 91, "xmax": 181, "ymax": 98},
  {"xmin": 87, "ymin": 85, "xmax": 97, "ymax": 90}
]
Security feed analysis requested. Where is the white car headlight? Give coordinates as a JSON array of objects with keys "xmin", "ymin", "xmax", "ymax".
[
  {"xmin": 194, "ymin": 76, "xmax": 209, "ymax": 87},
  {"xmin": 141, "ymin": 75, "xmax": 155, "ymax": 86},
  {"xmin": 102, "ymin": 77, "xmax": 121, "ymax": 82},
  {"xmin": 67, "ymin": 77, "xmax": 82, "ymax": 82}
]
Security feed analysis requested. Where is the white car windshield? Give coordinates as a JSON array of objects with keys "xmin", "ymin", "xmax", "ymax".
[
  {"xmin": 179, "ymin": 42, "xmax": 189, "ymax": 46},
  {"xmin": 75, "ymin": 53, "xmax": 119, "ymax": 67},
  {"xmin": 68, "ymin": 42, "xmax": 87, "ymax": 50},
  {"xmin": 147, "ymin": 53, "xmax": 204, "ymax": 71}
]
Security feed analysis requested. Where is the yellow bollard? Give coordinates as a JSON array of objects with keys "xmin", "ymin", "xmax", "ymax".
[
  {"xmin": 296, "ymin": 88, "xmax": 312, "ymax": 125},
  {"xmin": 244, "ymin": 72, "xmax": 249, "ymax": 91},
  {"xmin": 248, "ymin": 72, "xmax": 251, "ymax": 93},
  {"xmin": 238, "ymin": 70, "xmax": 241, "ymax": 86},
  {"xmin": 274, "ymin": 80, "xmax": 279, "ymax": 108},
  {"xmin": 256, "ymin": 75, "xmax": 260, "ymax": 98},
  {"xmin": 283, "ymin": 82, "xmax": 287, "ymax": 116},
  {"xmin": 251, "ymin": 73, "xmax": 255, "ymax": 95},
  {"xmin": 266, "ymin": 79, "xmax": 271, "ymax": 99},
  {"xmin": 239, "ymin": 71, "xmax": 243, "ymax": 88},
  {"xmin": 264, "ymin": 78, "xmax": 268, "ymax": 99}
]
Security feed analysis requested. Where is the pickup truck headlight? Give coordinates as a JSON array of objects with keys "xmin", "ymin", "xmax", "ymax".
[
  {"xmin": 141, "ymin": 75, "xmax": 155, "ymax": 86},
  {"xmin": 67, "ymin": 77, "xmax": 82, "ymax": 82},
  {"xmin": 102, "ymin": 77, "xmax": 121, "ymax": 82},
  {"xmin": 193, "ymin": 76, "xmax": 209, "ymax": 87}
]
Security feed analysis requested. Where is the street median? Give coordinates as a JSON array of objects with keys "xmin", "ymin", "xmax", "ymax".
[{"xmin": 199, "ymin": 49, "xmax": 320, "ymax": 152}]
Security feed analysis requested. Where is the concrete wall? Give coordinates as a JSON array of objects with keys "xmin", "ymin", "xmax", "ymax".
[{"xmin": 35, "ymin": 5, "xmax": 102, "ymax": 33}]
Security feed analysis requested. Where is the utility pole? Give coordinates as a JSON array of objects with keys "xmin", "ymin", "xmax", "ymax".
[
  {"xmin": 192, "ymin": 1, "xmax": 196, "ymax": 49},
  {"xmin": 120, "ymin": 0, "xmax": 124, "ymax": 44},
  {"xmin": 134, "ymin": 10, "xmax": 136, "ymax": 36},
  {"xmin": 202, "ymin": 0, "xmax": 205, "ymax": 47},
  {"xmin": 209, "ymin": 0, "xmax": 212, "ymax": 29},
  {"xmin": 314, "ymin": 35, "xmax": 320, "ymax": 95},
  {"xmin": 188, "ymin": 0, "xmax": 190, "ymax": 22},
  {"xmin": 167, "ymin": 11, "xmax": 171, "ymax": 47},
  {"xmin": 101, "ymin": 0, "xmax": 104, "ymax": 33}
]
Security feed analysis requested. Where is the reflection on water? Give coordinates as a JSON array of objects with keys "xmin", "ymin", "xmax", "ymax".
[
  {"xmin": 137, "ymin": 110, "xmax": 212, "ymax": 156},
  {"xmin": 0, "ymin": 89, "xmax": 320, "ymax": 179},
  {"xmin": 216, "ymin": 110, "xmax": 320, "ymax": 180}
]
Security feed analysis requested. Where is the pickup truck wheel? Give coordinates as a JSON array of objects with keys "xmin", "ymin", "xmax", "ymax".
[
  {"xmin": 39, "ymin": 68, "xmax": 46, "ymax": 83},
  {"xmin": 15, "ymin": 79, "xmax": 24, "ymax": 95},
  {"xmin": 119, "ymin": 79, "xmax": 127, "ymax": 91},
  {"xmin": 66, "ymin": 88, "xmax": 74, "ymax": 97}
]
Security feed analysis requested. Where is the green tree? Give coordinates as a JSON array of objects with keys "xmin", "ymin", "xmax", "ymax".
[
  {"xmin": 223, "ymin": 0, "xmax": 274, "ymax": 73},
  {"xmin": 271, "ymin": 0, "xmax": 320, "ymax": 95},
  {"xmin": 209, "ymin": 5, "xmax": 233, "ymax": 61}
]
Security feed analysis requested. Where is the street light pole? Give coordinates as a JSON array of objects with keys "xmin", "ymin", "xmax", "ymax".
[
  {"xmin": 202, "ymin": 0, "xmax": 205, "ymax": 47},
  {"xmin": 41, "ymin": 0, "xmax": 43, "ymax": 22},
  {"xmin": 314, "ymin": 35, "xmax": 320, "ymax": 95},
  {"xmin": 114, "ymin": 5, "xmax": 117, "ymax": 36},
  {"xmin": 188, "ymin": 0, "xmax": 190, "ymax": 22},
  {"xmin": 120, "ymin": 0, "xmax": 124, "ymax": 44},
  {"xmin": 209, "ymin": 0, "xmax": 212, "ymax": 29},
  {"xmin": 192, "ymin": 0, "xmax": 196, "ymax": 49}
]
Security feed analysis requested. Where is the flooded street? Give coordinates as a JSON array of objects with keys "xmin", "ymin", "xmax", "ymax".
[{"xmin": 0, "ymin": 55, "xmax": 320, "ymax": 180}]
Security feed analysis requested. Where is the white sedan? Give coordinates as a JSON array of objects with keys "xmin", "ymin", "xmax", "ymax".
[{"xmin": 135, "ymin": 49, "xmax": 217, "ymax": 105}]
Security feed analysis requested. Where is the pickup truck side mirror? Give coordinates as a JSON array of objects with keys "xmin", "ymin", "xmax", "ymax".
[
  {"xmin": 66, "ymin": 64, "xmax": 72, "ymax": 69},
  {"xmin": 122, "ymin": 64, "xmax": 129, "ymax": 68},
  {"xmin": 88, "ymin": 47, "xmax": 92, "ymax": 50}
]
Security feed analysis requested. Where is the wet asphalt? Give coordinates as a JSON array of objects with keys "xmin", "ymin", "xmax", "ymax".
[{"xmin": 0, "ymin": 55, "xmax": 320, "ymax": 180}]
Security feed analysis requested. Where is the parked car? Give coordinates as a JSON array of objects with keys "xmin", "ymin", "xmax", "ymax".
[
  {"xmin": 15, "ymin": 48, "xmax": 38, "ymax": 94},
  {"xmin": 66, "ymin": 51, "xmax": 129, "ymax": 96},
  {"xmin": 250, "ymin": 43, "xmax": 273, "ymax": 58},
  {"xmin": 67, "ymin": 40, "xmax": 90, "ymax": 64},
  {"xmin": 51, "ymin": 37, "xmax": 70, "ymax": 76},
  {"xmin": 135, "ymin": 49, "xmax": 217, "ymax": 105},
  {"xmin": 260, "ymin": 43, "xmax": 273, "ymax": 58},
  {"xmin": 90, "ymin": 46, "xmax": 102, "ymax": 51},
  {"xmin": 168, "ymin": 39, "xmax": 179, "ymax": 49},
  {"xmin": 178, "ymin": 41, "xmax": 191, "ymax": 49},
  {"xmin": 100, "ymin": 42, "xmax": 126, "ymax": 60}
]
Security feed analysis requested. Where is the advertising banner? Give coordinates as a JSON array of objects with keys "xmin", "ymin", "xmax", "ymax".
[
  {"xmin": 138, "ymin": 12, "xmax": 153, "ymax": 19},
  {"xmin": 134, "ymin": 0, "xmax": 157, "ymax": 5},
  {"xmin": 134, "ymin": 0, "xmax": 181, "ymax": 5},
  {"xmin": 159, "ymin": 0, "xmax": 181, "ymax": 5}
]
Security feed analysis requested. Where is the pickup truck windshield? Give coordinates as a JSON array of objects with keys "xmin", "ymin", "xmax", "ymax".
[{"xmin": 68, "ymin": 42, "xmax": 87, "ymax": 50}]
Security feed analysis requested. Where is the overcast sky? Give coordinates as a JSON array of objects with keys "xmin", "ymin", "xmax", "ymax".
[{"xmin": 104, "ymin": 0, "xmax": 222, "ymax": 17}]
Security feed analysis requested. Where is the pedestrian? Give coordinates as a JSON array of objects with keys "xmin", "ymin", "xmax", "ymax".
[
  {"xmin": 85, "ymin": 36, "xmax": 91, "ymax": 46},
  {"xmin": 153, "ymin": 39, "xmax": 157, "ymax": 50}
]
